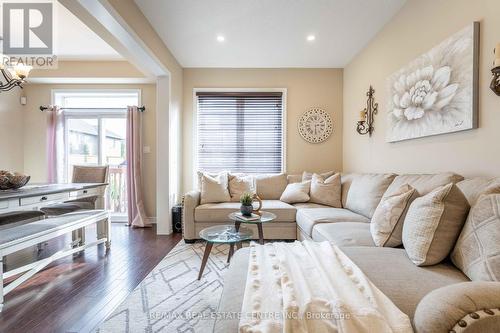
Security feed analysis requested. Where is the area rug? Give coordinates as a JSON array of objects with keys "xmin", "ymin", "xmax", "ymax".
[{"xmin": 97, "ymin": 241, "xmax": 234, "ymax": 333}]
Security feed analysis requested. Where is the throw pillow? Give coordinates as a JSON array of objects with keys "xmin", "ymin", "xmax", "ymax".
[
  {"xmin": 228, "ymin": 174, "xmax": 256, "ymax": 202},
  {"xmin": 255, "ymin": 173, "xmax": 288, "ymax": 200},
  {"xmin": 402, "ymin": 183, "xmax": 470, "ymax": 266},
  {"xmin": 344, "ymin": 173, "xmax": 397, "ymax": 218},
  {"xmin": 302, "ymin": 170, "xmax": 335, "ymax": 182},
  {"xmin": 309, "ymin": 173, "xmax": 342, "ymax": 207},
  {"xmin": 197, "ymin": 171, "xmax": 220, "ymax": 190},
  {"xmin": 280, "ymin": 180, "xmax": 311, "ymax": 204},
  {"xmin": 451, "ymin": 185, "xmax": 500, "ymax": 281},
  {"xmin": 199, "ymin": 171, "xmax": 231, "ymax": 204},
  {"xmin": 370, "ymin": 184, "xmax": 416, "ymax": 247}
]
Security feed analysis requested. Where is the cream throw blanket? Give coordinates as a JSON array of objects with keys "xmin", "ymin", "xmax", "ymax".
[{"xmin": 239, "ymin": 241, "xmax": 413, "ymax": 333}]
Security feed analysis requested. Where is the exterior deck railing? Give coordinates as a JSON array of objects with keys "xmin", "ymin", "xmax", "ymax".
[{"xmin": 107, "ymin": 165, "xmax": 127, "ymax": 213}]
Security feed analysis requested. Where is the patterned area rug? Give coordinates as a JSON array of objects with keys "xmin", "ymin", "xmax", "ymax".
[{"xmin": 97, "ymin": 241, "xmax": 234, "ymax": 333}]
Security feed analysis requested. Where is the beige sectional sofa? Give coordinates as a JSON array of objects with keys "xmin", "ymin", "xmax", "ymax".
[
  {"xmin": 184, "ymin": 172, "xmax": 500, "ymax": 332},
  {"xmin": 183, "ymin": 173, "xmax": 300, "ymax": 242}
]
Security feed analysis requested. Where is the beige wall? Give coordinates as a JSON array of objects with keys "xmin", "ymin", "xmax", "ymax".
[
  {"xmin": 0, "ymin": 89, "xmax": 24, "ymax": 171},
  {"xmin": 182, "ymin": 68, "xmax": 343, "ymax": 192},
  {"xmin": 343, "ymin": 0, "xmax": 500, "ymax": 177},
  {"xmin": 29, "ymin": 60, "xmax": 146, "ymax": 79},
  {"xmin": 21, "ymin": 83, "xmax": 157, "ymax": 217}
]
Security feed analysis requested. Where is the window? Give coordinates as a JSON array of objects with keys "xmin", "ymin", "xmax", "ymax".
[
  {"xmin": 53, "ymin": 90, "xmax": 140, "ymax": 221},
  {"xmin": 196, "ymin": 91, "xmax": 285, "ymax": 174}
]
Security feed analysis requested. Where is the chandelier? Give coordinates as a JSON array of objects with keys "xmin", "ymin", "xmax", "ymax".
[{"xmin": 0, "ymin": 63, "xmax": 31, "ymax": 92}]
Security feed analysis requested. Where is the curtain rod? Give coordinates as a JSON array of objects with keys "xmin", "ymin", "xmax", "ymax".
[{"xmin": 39, "ymin": 105, "xmax": 146, "ymax": 112}]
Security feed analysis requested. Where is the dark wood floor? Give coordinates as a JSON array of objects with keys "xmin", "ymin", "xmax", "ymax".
[{"xmin": 0, "ymin": 223, "xmax": 182, "ymax": 333}]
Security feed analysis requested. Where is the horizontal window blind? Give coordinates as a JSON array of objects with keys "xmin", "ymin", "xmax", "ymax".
[{"xmin": 197, "ymin": 91, "xmax": 284, "ymax": 174}]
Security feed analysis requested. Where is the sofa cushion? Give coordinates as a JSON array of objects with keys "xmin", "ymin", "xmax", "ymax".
[
  {"xmin": 340, "ymin": 172, "xmax": 357, "ymax": 208},
  {"xmin": 457, "ymin": 177, "xmax": 500, "ymax": 206},
  {"xmin": 302, "ymin": 170, "xmax": 335, "ymax": 181},
  {"xmin": 403, "ymin": 183, "xmax": 470, "ymax": 266},
  {"xmin": 312, "ymin": 222, "xmax": 375, "ymax": 246},
  {"xmin": 255, "ymin": 174, "xmax": 288, "ymax": 200},
  {"xmin": 384, "ymin": 173, "xmax": 464, "ymax": 198},
  {"xmin": 309, "ymin": 173, "xmax": 342, "ymax": 207},
  {"xmin": 286, "ymin": 174, "xmax": 302, "ymax": 184},
  {"xmin": 293, "ymin": 202, "xmax": 330, "ymax": 209},
  {"xmin": 296, "ymin": 207, "xmax": 369, "ymax": 237},
  {"xmin": 342, "ymin": 247, "xmax": 469, "ymax": 319},
  {"xmin": 344, "ymin": 173, "xmax": 397, "ymax": 218},
  {"xmin": 195, "ymin": 200, "xmax": 296, "ymax": 223},
  {"xmin": 451, "ymin": 190, "xmax": 500, "ymax": 281},
  {"xmin": 370, "ymin": 184, "xmax": 417, "ymax": 247}
]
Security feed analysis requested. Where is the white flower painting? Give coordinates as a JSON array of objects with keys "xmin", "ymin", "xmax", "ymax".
[{"xmin": 387, "ymin": 23, "xmax": 479, "ymax": 142}]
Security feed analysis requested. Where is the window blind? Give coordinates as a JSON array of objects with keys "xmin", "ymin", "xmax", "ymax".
[{"xmin": 196, "ymin": 91, "xmax": 284, "ymax": 174}]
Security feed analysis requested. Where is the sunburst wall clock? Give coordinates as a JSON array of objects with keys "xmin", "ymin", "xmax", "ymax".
[{"xmin": 298, "ymin": 107, "xmax": 333, "ymax": 143}]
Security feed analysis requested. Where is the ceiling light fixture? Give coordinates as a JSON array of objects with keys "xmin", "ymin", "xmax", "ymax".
[
  {"xmin": 216, "ymin": 35, "xmax": 225, "ymax": 42},
  {"xmin": 307, "ymin": 35, "xmax": 316, "ymax": 42},
  {"xmin": 0, "ymin": 62, "xmax": 32, "ymax": 92}
]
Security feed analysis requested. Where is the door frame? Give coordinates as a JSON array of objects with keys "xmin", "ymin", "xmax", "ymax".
[{"xmin": 52, "ymin": 89, "xmax": 141, "ymax": 222}]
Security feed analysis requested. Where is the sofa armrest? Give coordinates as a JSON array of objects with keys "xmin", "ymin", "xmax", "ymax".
[
  {"xmin": 183, "ymin": 190, "xmax": 200, "ymax": 241},
  {"xmin": 414, "ymin": 281, "xmax": 500, "ymax": 333}
]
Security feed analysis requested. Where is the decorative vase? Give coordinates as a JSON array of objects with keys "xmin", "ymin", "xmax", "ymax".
[
  {"xmin": 240, "ymin": 204, "xmax": 253, "ymax": 217},
  {"xmin": 0, "ymin": 170, "xmax": 30, "ymax": 190}
]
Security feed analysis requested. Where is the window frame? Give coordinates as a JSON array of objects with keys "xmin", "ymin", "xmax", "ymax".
[{"xmin": 193, "ymin": 88, "xmax": 287, "ymax": 178}]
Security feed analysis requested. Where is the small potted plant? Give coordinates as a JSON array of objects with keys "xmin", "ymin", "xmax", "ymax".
[{"xmin": 240, "ymin": 192, "xmax": 254, "ymax": 216}]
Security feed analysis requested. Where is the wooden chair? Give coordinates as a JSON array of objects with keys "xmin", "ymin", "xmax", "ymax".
[{"xmin": 41, "ymin": 165, "xmax": 109, "ymax": 216}]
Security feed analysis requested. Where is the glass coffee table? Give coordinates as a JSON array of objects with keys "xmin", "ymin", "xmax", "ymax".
[
  {"xmin": 198, "ymin": 225, "xmax": 253, "ymax": 280},
  {"xmin": 228, "ymin": 211, "xmax": 277, "ymax": 245}
]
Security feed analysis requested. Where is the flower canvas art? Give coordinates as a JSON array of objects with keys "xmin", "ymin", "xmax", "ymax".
[{"xmin": 387, "ymin": 23, "xmax": 479, "ymax": 142}]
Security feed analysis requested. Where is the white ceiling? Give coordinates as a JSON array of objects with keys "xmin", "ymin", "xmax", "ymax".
[
  {"xmin": 134, "ymin": 0, "xmax": 406, "ymax": 68},
  {"xmin": 54, "ymin": 2, "xmax": 122, "ymax": 60}
]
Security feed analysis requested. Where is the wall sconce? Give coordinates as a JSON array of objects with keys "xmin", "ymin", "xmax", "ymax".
[
  {"xmin": 356, "ymin": 86, "xmax": 378, "ymax": 136},
  {"xmin": 0, "ymin": 63, "xmax": 32, "ymax": 92},
  {"xmin": 491, "ymin": 43, "xmax": 500, "ymax": 96}
]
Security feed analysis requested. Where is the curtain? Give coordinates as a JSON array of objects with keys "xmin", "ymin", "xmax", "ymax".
[
  {"xmin": 126, "ymin": 106, "xmax": 150, "ymax": 228},
  {"xmin": 46, "ymin": 105, "xmax": 65, "ymax": 183}
]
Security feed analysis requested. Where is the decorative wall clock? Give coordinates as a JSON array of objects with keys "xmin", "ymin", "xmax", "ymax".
[{"xmin": 298, "ymin": 107, "xmax": 333, "ymax": 143}]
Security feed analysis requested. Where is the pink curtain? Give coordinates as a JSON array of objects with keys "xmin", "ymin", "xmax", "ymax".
[
  {"xmin": 46, "ymin": 105, "xmax": 63, "ymax": 183},
  {"xmin": 126, "ymin": 106, "xmax": 150, "ymax": 228}
]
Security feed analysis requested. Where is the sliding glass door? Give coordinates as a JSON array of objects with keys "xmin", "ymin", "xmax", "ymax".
[{"xmin": 54, "ymin": 90, "xmax": 140, "ymax": 222}]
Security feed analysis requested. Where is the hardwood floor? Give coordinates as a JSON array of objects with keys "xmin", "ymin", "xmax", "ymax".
[{"xmin": 0, "ymin": 223, "xmax": 182, "ymax": 333}]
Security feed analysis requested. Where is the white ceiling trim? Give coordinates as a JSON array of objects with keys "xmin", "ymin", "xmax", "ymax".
[{"xmin": 28, "ymin": 77, "xmax": 155, "ymax": 84}]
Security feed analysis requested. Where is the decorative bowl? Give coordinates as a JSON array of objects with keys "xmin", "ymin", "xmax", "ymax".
[{"xmin": 0, "ymin": 170, "xmax": 30, "ymax": 190}]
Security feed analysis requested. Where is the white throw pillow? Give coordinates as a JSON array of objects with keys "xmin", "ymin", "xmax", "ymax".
[
  {"xmin": 309, "ymin": 173, "xmax": 342, "ymax": 207},
  {"xmin": 451, "ymin": 184, "xmax": 500, "ymax": 281},
  {"xmin": 402, "ymin": 183, "xmax": 470, "ymax": 266},
  {"xmin": 198, "ymin": 171, "xmax": 231, "ymax": 204},
  {"xmin": 280, "ymin": 180, "xmax": 311, "ymax": 204},
  {"xmin": 228, "ymin": 174, "xmax": 256, "ymax": 202},
  {"xmin": 370, "ymin": 184, "xmax": 416, "ymax": 247}
]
